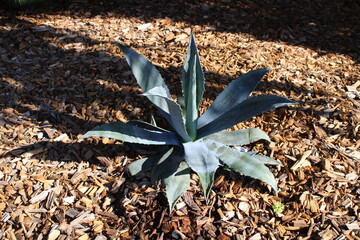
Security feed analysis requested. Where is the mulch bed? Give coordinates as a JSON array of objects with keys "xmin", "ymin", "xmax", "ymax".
[{"xmin": 0, "ymin": 0, "xmax": 359, "ymax": 239}]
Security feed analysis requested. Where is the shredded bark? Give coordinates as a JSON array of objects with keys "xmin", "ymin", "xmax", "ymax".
[{"xmin": 0, "ymin": 0, "xmax": 359, "ymax": 239}]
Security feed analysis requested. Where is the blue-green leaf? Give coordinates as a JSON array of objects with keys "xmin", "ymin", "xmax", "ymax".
[
  {"xmin": 83, "ymin": 122, "xmax": 181, "ymax": 146},
  {"xmin": 127, "ymin": 121, "xmax": 170, "ymax": 152},
  {"xmin": 204, "ymin": 140, "xmax": 278, "ymax": 193},
  {"xmin": 198, "ymin": 172, "xmax": 215, "ymax": 199},
  {"xmin": 181, "ymin": 33, "xmax": 205, "ymax": 140},
  {"xmin": 127, "ymin": 155, "xmax": 160, "ymax": 176},
  {"xmin": 163, "ymin": 161, "xmax": 191, "ymax": 212},
  {"xmin": 198, "ymin": 95, "xmax": 296, "ymax": 138},
  {"xmin": 151, "ymin": 147, "xmax": 184, "ymax": 182},
  {"xmin": 198, "ymin": 68, "xmax": 270, "ymax": 128},
  {"xmin": 117, "ymin": 43, "xmax": 177, "ymax": 129},
  {"xmin": 143, "ymin": 88, "xmax": 192, "ymax": 142},
  {"xmin": 127, "ymin": 120, "xmax": 170, "ymax": 132},
  {"xmin": 207, "ymin": 128, "xmax": 270, "ymax": 146},
  {"xmin": 117, "ymin": 43, "xmax": 171, "ymax": 98}
]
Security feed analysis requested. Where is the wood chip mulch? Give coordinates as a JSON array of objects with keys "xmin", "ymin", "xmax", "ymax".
[{"xmin": 0, "ymin": 1, "xmax": 359, "ymax": 239}]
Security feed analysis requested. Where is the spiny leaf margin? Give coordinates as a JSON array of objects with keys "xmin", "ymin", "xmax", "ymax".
[{"xmin": 83, "ymin": 122, "xmax": 181, "ymax": 146}]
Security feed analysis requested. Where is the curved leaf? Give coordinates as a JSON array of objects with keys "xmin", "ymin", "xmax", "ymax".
[
  {"xmin": 197, "ymin": 95, "xmax": 296, "ymax": 138},
  {"xmin": 143, "ymin": 89, "xmax": 192, "ymax": 142},
  {"xmin": 127, "ymin": 121, "xmax": 170, "ymax": 152},
  {"xmin": 198, "ymin": 68, "xmax": 270, "ymax": 128},
  {"xmin": 164, "ymin": 161, "xmax": 191, "ymax": 212},
  {"xmin": 207, "ymin": 128, "xmax": 270, "ymax": 146},
  {"xmin": 83, "ymin": 122, "xmax": 181, "ymax": 146},
  {"xmin": 127, "ymin": 155, "xmax": 160, "ymax": 176},
  {"xmin": 151, "ymin": 147, "xmax": 184, "ymax": 182},
  {"xmin": 181, "ymin": 33, "xmax": 205, "ymax": 139},
  {"xmin": 128, "ymin": 120, "xmax": 170, "ymax": 132},
  {"xmin": 117, "ymin": 43, "xmax": 178, "ymax": 133},
  {"xmin": 117, "ymin": 43, "xmax": 171, "ymax": 98},
  {"xmin": 204, "ymin": 140, "xmax": 278, "ymax": 193}
]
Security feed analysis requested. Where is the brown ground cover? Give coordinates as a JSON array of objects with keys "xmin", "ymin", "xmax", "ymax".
[{"xmin": 0, "ymin": 0, "xmax": 359, "ymax": 239}]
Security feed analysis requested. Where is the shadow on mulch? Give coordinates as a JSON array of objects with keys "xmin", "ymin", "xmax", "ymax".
[
  {"xmin": 2, "ymin": 0, "xmax": 359, "ymax": 62},
  {"xmin": 0, "ymin": 14, "xmax": 320, "ymax": 165}
]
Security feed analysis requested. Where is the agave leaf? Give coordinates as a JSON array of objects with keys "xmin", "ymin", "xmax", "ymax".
[
  {"xmin": 127, "ymin": 155, "xmax": 160, "ymax": 176},
  {"xmin": 117, "ymin": 43, "xmax": 171, "ymax": 98},
  {"xmin": 207, "ymin": 128, "xmax": 270, "ymax": 146},
  {"xmin": 252, "ymin": 155, "xmax": 283, "ymax": 166},
  {"xmin": 127, "ymin": 120, "xmax": 170, "ymax": 151},
  {"xmin": 129, "ymin": 142, "xmax": 169, "ymax": 154},
  {"xmin": 150, "ymin": 115, "xmax": 158, "ymax": 127},
  {"xmin": 163, "ymin": 161, "xmax": 191, "ymax": 212},
  {"xmin": 117, "ymin": 43, "xmax": 179, "ymax": 131},
  {"xmin": 181, "ymin": 33, "xmax": 205, "ymax": 140},
  {"xmin": 198, "ymin": 95, "xmax": 296, "ymax": 138},
  {"xmin": 151, "ymin": 147, "xmax": 184, "ymax": 182},
  {"xmin": 204, "ymin": 140, "xmax": 278, "ymax": 193},
  {"xmin": 197, "ymin": 171, "xmax": 215, "ymax": 199},
  {"xmin": 128, "ymin": 120, "xmax": 170, "ymax": 132},
  {"xmin": 183, "ymin": 140, "xmax": 219, "ymax": 173},
  {"xmin": 177, "ymin": 96, "xmax": 186, "ymax": 113},
  {"xmin": 183, "ymin": 139, "xmax": 219, "ymax": 197},
  {"xmin": 83, "ymin": 122, "xmax": 181, "ymax": 146},
  {"xmin": 143, "ymin": 88, "xmax": 192, "ymax": 142},
  {"xmin": 198, "ymin": 68, "xmax": 270, "ymax": 128}
]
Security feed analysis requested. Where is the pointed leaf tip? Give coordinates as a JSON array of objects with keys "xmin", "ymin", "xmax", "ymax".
[
  {"xmin": 198, "ymin": 68, "xmax": 271, "ymax": 130},
  {"xmin": 181, "ymin": 31, "xmax": 204, "ymax": 140},
  {"xmin": 164, "ymin": 161, "xmax": 191, "ymax": 212},
  {"xmin": 198, "ymin": 95, "xmax": 295, "ymax": 138},
  {"xmin": 183, "ymin": 139, "xmax": 219, "ymax": 199},
  {"xmin": 204, "ymin": 140, "xmax": 279, "ymax": 193},
  {"xmin": 115, "ymin": 43, "xmax": 192, "ymax": 141},
  {"xmin": 116, "ymin": 42, "xmax": 129, "ymax": 54}
]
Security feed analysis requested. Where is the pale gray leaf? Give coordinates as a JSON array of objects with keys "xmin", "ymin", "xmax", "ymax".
[
  {"xmin": 252, "ymin": 155, "xmax": 283, "ymax": 166},
  {"xmin": 198, "ymin": 171, "xmax": 215, "ymax": 199},
  {"xmin": 183, "ymin": 140, "xmax": 219, "ymax": 173},
  {"xmin": 207, "ymin": 128, "xmax": 270, "ymax": 146}
]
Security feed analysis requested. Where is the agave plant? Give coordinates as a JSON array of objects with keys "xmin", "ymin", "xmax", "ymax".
[{"xmin": 83, "ymin": 33, "xmax": 296, "ymax": 211}]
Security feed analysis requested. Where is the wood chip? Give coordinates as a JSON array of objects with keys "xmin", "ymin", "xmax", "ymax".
[
  {"xmin": 291, "ymin": 150, "xmax": 312, "ymax": 171},
  {"xmin": 0, "ymin": 2, "xmax": 359, "ymax": 239},
  {"xmin": 48, "ymin": 229, "xmax": 60, "ymax": 240},
  {"xmin": 29, "ymin": 188, "xmax": 53, "ymax": 204},
  {"xmin": 346, "ymin": 222, "xmax": 360, "ymax": 230},
  {"xmin": 182, "ymin": 192, "xmax": 201, "ymax": 211}
]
